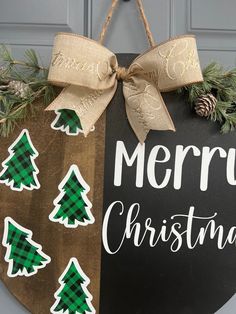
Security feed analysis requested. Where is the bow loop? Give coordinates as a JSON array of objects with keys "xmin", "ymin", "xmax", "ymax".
[{"xmin": 46, "ymin": 33, "xmax": 203, "ymax": 143}]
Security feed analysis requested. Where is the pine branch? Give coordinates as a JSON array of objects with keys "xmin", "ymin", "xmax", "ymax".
[
  {"xmin": 179, "ymin": 62, "xmax": 236, "ymax": 133},
  {"xmin": 0, "ymin": 45, "xmax": 56, "ymax": 137}
]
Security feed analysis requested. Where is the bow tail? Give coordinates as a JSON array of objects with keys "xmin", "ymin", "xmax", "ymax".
[
  {"xmin": 123, "ymin": 79, "xmax": 176, "ymax": 143},
  {"xmin": 45, "ymin": 83, "xmax": 117, "ymax": 136}
]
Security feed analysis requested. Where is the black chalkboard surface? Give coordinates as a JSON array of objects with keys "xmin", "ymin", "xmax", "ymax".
[{"xmin": 100, "ymin": 55, "xmax": 236, "ymax": 314}]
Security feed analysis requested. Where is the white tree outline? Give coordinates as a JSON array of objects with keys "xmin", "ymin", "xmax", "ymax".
[
  {"xmin": 0, "ymin": 129, "xmax": 40, "ymax": 191},
  {"xmin": 2, "ymin": 217, "xmax": 51, "ymax": 277},
  {"xmin": 50, "ymin": 257, "xmax": 96, "ymax": 314},
  {"xmin": 51, "ymin": 110, "xmax": 83, "ymax": 136},
  {"xmin": 49, "ymin": 164, "xmax": 95, "ymax": 228}
]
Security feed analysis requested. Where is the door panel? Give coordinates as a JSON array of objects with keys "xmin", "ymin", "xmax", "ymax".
[
  {"xmin": 190, "ymin": 0, "xmax": 236, "ymax": 31},
  {"xmin": 0, "ymin": 0, "xmax": 84, "ymax": 63},
  {"xmin": 171, "ymin": 0, "xmax": 236, "ymax": 66}
]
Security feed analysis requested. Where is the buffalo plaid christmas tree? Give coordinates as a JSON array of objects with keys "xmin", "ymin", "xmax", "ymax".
[
  {"xmin": 49, "ymin": 164, "xmax": 94, "ymax": 228},
  {"xmin": 51, "ymin": 257, "xmax": 95, "ymax": 314},
  {"xmin": 0, "ymin": 129, "xmax": 40, "ymax": 191},
  {"xmin": 2, "ymin": 217, "xmax": 51, "ymax": 277},
  {"xmin": 51, "ymin": 109, "xmax": 83, "ymax": 136}
]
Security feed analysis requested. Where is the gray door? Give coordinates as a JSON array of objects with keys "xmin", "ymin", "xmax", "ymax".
[{"xmin": 0, "ymin": 0, "xmax": 236, "ymax": 313}]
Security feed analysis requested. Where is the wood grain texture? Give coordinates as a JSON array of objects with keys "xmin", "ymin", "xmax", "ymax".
[{"xmin": 0, "ymin": 102, "xmax": 105, "ymax": 314}]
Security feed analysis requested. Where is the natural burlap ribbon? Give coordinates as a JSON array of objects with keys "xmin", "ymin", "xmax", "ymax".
[{"xmin": 46, "ymin": 33, "xmax": 203, "ymax": 143}]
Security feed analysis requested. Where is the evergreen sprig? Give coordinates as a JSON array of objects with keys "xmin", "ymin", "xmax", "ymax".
[
  {"xmin": 180, "ymin": 62, "xmax": 236, "ymax": 133},
  {"xmin": 0, "ymin": 45, "xmax": 56, "ymax": 137}
]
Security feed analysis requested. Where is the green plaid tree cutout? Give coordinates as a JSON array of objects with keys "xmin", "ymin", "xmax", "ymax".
[
  {"xmin": 0, "ymin": 129, "xmax": 40, "ymax": 191},
  {"xmin": 49, "ymin": 165, "xmax": 94, "ymax": 228},
  {"xmin": 2, "ymin": 217, "xmax": 51, "ymax": 277},
  {"xmin": 51, "ymin": 257, "xmax": 95, "ymax": 314},
  {"xmin": 51, "ymin": 109, "xmax": 83, "ymax": 136}
]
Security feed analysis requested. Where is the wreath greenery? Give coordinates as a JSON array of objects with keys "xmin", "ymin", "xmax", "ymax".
[{"xmin": 1, "ymin": 45, "xmax": 236, "ymax": 137}]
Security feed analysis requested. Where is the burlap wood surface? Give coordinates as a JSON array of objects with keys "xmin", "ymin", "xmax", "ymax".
[{"xmin": 0, "ymin": 102, "xmax": 105, "ymax": 314}]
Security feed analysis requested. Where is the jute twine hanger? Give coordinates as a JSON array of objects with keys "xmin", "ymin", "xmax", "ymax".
[
  {"xmin": 98, "ymin": 0, "xmax": 156, "ymax": 48},
  {"xmin": 98, "ymin": 0, "xmax": 156, "ymax": 80}
]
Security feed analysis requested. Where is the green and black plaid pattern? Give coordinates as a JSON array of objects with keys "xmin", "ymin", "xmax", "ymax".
[
  {"xmin": 53, "ymin": 171, "xmax": 90, "ymax": 225},
  {"xmin": 0, "ymin": 131, "xmax": 39, "ymax": 189},
  {"xmin": 53, "ymin": 261, "xmax": 92, "ymax": 314},
  {"xmin": 6, "ymin": 219, "xmax": 49, "ymax": 275},
  {"xmin": 53, "ymin": 109, "xmax": 82, "ymax": 135}
]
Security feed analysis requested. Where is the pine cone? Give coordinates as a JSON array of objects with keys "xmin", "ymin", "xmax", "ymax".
[
  {"xmin": 195, "ymin": 93, "xmax": 217, "ymax": 117},
  {"xmin": 8, "ymin": 80, "xmax": 31, "ymax": 99}
]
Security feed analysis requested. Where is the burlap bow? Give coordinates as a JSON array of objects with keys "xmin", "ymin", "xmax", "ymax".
[{"xmin": 46, "ymin": 33, "xmax": 203, "ymax": 143}]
